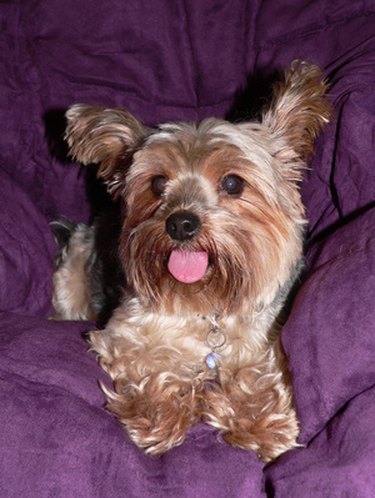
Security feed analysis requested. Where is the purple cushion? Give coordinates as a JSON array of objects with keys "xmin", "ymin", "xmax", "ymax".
[
  {"xmin": 301, "ymin": 36, "xmax": 375, "ymax": 237},
  {"xmin": 0, "ymin": 170, "xmax": 56, "ymax": 316},
  {"xmin": 266, "ymin": 386, "xmax": 375, "ymax": 496},
  {"xmin": 283, "ymin": 209, "xmax": 375, "ymax": 442},
  {"xmin": 0, "ymin": 313, "xmax": 265, "ymax": 497}
]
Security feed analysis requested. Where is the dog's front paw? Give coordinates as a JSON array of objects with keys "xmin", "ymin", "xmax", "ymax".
[
  {"xmin": 223, "ymin": 411, "xmax": 300, "ymax": 462},
  {"xmin": 124, "ymin": 412, "xmax": 188, "ymax": 455},
  {"xmin": 202, "ymin": 364, "xmax": 300, "ymax": 462},
  {"xmin": 102, "ymin": 373, "xmax": 200, "ymax": 455}
]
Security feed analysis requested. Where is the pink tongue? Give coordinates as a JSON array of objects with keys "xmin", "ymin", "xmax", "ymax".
[{"xmin": 168, "ymin": 249, "xmax": 209, "ymax": 284}]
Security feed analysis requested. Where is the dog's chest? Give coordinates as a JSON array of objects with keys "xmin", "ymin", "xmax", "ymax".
[{"xmin": 110, "ymin": 304, "xmax": 274, "ymax": 371}]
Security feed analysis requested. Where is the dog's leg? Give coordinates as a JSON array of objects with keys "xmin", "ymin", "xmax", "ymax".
[
  {"xmin": 202, "ymin": 343, "xmax": 299, "ymax": 461},
  {"xmin": 90, "ymin": 329, "xmax": 205, "ymax": 454},
  {"xmin": 104, "ymin": 371, "xmax": 203, "ymax": 454},
  {"xmin": 51, "ymin": 223, "xmax": 98, "ymax": 320}
]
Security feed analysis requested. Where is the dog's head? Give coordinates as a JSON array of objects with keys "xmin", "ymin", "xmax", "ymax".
[{"xmin": 65, "ymin": 61, "xmax": 330, "ymax": 315}]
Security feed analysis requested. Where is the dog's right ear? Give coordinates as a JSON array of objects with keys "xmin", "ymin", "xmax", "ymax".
[
  {"xmin": 262, "ymin": 61, "xmax": 331, "ymax": 165},
  {"xmin": 65, "ymin": 104, "xmax": 147, "ymax": 196}
]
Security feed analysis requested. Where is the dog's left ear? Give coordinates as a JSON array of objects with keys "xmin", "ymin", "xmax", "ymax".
[
  {"xmin": 65, "ymin": 104, "xmax": 147, "ymax": 196},
  {"xmin": 263, "ymin": 60, "xmax": 331, "ymax": 168}
]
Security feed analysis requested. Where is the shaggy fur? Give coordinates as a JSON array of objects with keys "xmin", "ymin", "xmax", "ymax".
[{"xmin": 53, "ymin": 60, "xmax": 330, "ymax": 461}]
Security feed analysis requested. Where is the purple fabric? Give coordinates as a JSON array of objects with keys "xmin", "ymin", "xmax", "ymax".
[
  {"xmin": 0, "ymin": 313, "xmax": 266, "ymax": 497},
  {"xmin": 284, "ymin": 209, "xmax": 375, "ymax": 444},
  {"xmin": 0, "ymin": 170, "xmax": 56, "ymax": 316},
  {"xmin": 1, "ymin": 1, "xmax": 374, "ymax": 496}
]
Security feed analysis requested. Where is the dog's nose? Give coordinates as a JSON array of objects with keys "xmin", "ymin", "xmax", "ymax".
[{"xmin": 166, "ymin": 211, "xmax": 201, "ymax": 241}]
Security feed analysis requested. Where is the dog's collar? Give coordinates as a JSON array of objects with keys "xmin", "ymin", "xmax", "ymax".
[{"xmin": 202, "ymin": 312, "xmax": 226, "ymax": 370}]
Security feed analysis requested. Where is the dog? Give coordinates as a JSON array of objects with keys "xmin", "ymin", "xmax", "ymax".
[{"xmin": 52, "ymin": 61, "xmax": 330, "ymax": 461}]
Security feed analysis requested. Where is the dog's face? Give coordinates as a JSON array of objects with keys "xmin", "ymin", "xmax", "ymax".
[
  {"xmin": 65, "ymin": 61, "xmax": 330, "ymax": 315},
  {"xmin": 118, "ymin": 122, "xmax": 306, "ymax": 315}
]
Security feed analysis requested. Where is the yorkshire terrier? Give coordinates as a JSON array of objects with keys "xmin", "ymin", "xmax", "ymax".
[{"xmin": 52, "ymin": 61, "xmax": 330, "ymax": 461}]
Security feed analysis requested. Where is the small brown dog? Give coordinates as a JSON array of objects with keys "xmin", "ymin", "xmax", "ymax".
[{"xmin": 53, "ymin": 61, "xmax": 330, "ymax": 461}]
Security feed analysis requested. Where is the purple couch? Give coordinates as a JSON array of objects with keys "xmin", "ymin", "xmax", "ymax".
[{"xmin": 1, "ymin": 1, "xmax": 374, "ymax": 496}]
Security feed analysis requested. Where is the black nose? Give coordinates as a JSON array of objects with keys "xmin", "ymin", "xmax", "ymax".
[{"xmin": 166, "ymin": 210, "xmax": 201, "ymax": 241}]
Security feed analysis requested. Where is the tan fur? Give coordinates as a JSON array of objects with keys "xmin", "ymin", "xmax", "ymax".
[
  {"xmin": 52, "ymin": 225, "xmax": 96, "ymax": 320},
  {"xmin": 54, "ymin": 61, "xmax": 331, "ymax": 461}
]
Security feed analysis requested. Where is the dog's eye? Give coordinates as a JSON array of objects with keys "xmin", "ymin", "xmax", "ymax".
[
  {"xmin": 220, "ymin": 174, "xmax": 245, "ymax": 196},
  {"xmin": 151, "ymin": 175, "xmax": 168, "ymax": 197}
]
